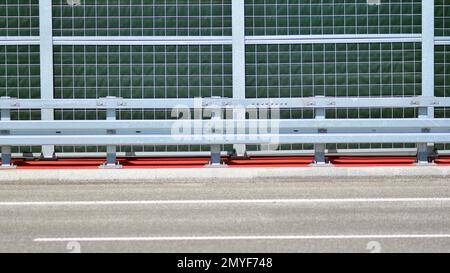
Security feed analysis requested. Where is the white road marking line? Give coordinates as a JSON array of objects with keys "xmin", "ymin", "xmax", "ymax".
[
  {"xmin": 1, "ymin": 198, "xmax": 450, "ymax": 206},
  {"xmin": 34, "ymin": 234, "xmax": 450, "ymax": 243}
]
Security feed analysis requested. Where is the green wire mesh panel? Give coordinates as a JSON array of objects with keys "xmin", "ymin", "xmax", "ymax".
[
  {"xmin": 246, "ymin": 42, "xmax": 421, "ymax": 152},
  {"xmin": 435, "ymin": 106, "xmax": 450, "ymax": 150},
  {"xmin": 326, "ymin": 107, "xmax": 418, "ymax": 118},
  {"xmin": 53, "ymin": 44, "xmax": 233, "ymax": 153},
  {"xmin": 245, "ymin": 0, "xmax": 422, "ymax": 36},
  {"xmin": 245, "ymin": 43, "xmax": 422, "ymax": 98},
  {"xmin": 0, "ymin": 0, "xmax": 40, "ymax": 36},
  {"xmin": 0, "ymin": 45, "xmax": 41, "ymax": 98},
  {"xmin": 436, "ymin": 0, "xmax": 450, "ymax": 36},
  {"xmin": 436, "ymin": 107, "xmax": 450, "ymax": 118},
  {"xmin": 53, "ymin": 45, "xmax": 233, "ymax": 99},
  {"xmin": 436, "ymin": 45, "xmax": 450, "ymax": 97},
  {"xmin": 52, "ymin": 0, "xmax": 232, "ymax": 36},
  {"xmin": 0, "ymin": 45, "xmax": 41, "ymax": 153}
]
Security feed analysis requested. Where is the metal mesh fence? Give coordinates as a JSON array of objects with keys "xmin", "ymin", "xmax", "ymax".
[
  {"xmin": 436, "ymin": 0, "xmax": 450, "ymax": 36},
  {"xmin": 0, "ymin": 0, "xmax": 40, "ymax": 36},
  {"xmin": 245, "ymin": 0, "xmax": 422, "ymax": 36},
  {"xmin": 2, "ymin": 1, "xmax": 450, "ymax": 156},
  {"xmin": 0, "ymin": 45, "xmax": 40, "ymax": 98},
  {"xmin": 245, "ymin": 43, "xmax": 422, "ymax": 98},
  {"xmin": 436, "ymin": 45, "xmax": 450, "ymax": 97},
  {"xmin": 0, "ymin": 45, "xmax": 41, "ymax": 154},
  {"xmin": 52, "ymin": 0, "xmax": 232, "ymax": 36},
  {"xmin": 53, "ymin": 45, "xmax": 233, "ymax": 99}
]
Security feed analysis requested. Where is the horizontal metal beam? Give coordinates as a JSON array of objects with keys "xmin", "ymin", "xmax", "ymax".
[
  {"xmin": 246, "ymin": 34, "xmax": 422, "ymax": 45},
  {"xmin": 1, "ymin": 133, "xmax": 449, "ymax": 146},
  {"xmin": 1, "ymin": 35, "xmax": 424, "ymax": 46},
  {"xmin": 1, "ymin": 119, "xmax": 449, "ymax": 131},
  {"xmin": 0, "ymin": 97, "xmax": 446, "ymax": 109},
  {"xmin": 0, "ymin": 37, "xmax": 40, "ymax": 45},
  {"xmin": 435, "ymin": 37, "xmax": 450, "ymax": 45},
  {"xmin": 0, "ymin": 35, "xmax": 428, "ymax": 47},
  {"xmin": 53, "ymin": 36, "xmax": 233, "ymax": 46}
]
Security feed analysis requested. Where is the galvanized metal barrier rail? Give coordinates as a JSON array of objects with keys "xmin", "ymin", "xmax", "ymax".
[{"xmin": 0, "ymin": 96, "xmax": 448, "ymax": 168}]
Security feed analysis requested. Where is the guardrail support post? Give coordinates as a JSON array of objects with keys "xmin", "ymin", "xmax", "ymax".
[
  {"xmin": 100, "ymin": 106, "xmax": 122, "ymax": 169},
  {"xmin": 314, "ymin": 143, "xmax": 327, "ymax": 166},
  {"xmin": 416, "ymin": 109, "xmax": 436, "ymax": 165},
  {"xmin": 206, "ymin": 109, "xmax": 227, "ymax": 168},
  {"xmin": 1, "ymin": 107, "xmax": 16, "ymax": 169},
  {"xmin": 208, "ymin": 144, "xmax": 223, "ymax": 167},
  {"xmin": 312, "ymin": 106, "xmax": 332, "ymax": 166},
  {"xmin": 417, "ymin": 143, "xmax": 431, "ymax": 165},
  {"xmin": 416, "ymin": 0, "xmax": 436, "ymax": 166}
]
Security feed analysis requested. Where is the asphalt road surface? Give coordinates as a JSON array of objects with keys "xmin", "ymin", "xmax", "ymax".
[{"xmin": 0, "ymin": 177, "xmax": 449, "ymax": 253}]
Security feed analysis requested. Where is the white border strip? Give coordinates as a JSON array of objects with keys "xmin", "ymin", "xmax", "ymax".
[
  {"xmin": 34, "ymin": 234, "xmax": 450, "ymax": 242},
  {"xmin": 2, "ymin": 198, "xmax": 450, "ymax": 207},
  {"xmin": 246, "ymin": 34, "xmax": 422, "ymax": 44},
  {"xmin": 53, "ymin": 36, "xmax": 233, "ymax": 45}
]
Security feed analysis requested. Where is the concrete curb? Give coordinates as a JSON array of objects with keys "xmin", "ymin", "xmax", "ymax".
[{"xmin": 1, "ymin": 166, "xmax": 450, "ymax": 183}]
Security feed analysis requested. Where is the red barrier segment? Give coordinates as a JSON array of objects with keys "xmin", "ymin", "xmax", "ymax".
[
  {"xmin": 129, "ymin": 157, "xmax": 211, "ymax": 162},
  {"xmin": 6, "ymin": 158, "xmax": 211, "ymax": 170},
  {"xmin": 11, "ymin": 159, "xmax": 105, "ymax": 170},
  {"xmin": 1, "ymin": 156, "xmax": 450, "ymax": 170},
  {"xmin": 330, "ymin": 156, "xmax": 417, "ymax": 167},
  {"xmin": 330, "ymin": 156, "xmax": 417, "ymax": 164},
  {"xmin": 228, "ymin": 157, "xmax": 314, "ymax": 166},
  {"xmin": 435, "ymin": 157, "xmax": 450, "ymax": 166},
  {"xmin": 126, "ymin": 158, "xmax": 210, "ymax": 166}
]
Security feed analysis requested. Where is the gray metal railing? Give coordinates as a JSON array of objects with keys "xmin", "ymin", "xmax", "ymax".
[{"xmin": 0, "ymin": 95, "xmax": 448, "ymax": 168}]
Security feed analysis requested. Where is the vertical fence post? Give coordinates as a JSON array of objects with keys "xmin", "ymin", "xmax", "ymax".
[
  {"xmin": 39, "ymin": 0, "xmax": 55, "ymax": 159},
  {"xmin": 232, "ymin": 0, "xmax": 248, "ymax": 158},
  {"xmin": 206, "ymin": 108, "xmax": 227, "ymax": 168},
  {"xmin": 1, "ymin": 102, "xmax": 16, "ymax": 169},
  {"xmin": 209, "ymin": 145, "xmax": 223, "ymax": 166},
  {"xmin": 313, "ymin": 99, "xmax": 331, "ymax": 166},
  {"xmin": 100, "ymin": 100, "xmax": 122, "ymax": 169},
  {"xmin": 417, "ymin": 0, "xmax": 436, "ymax": 165}
]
